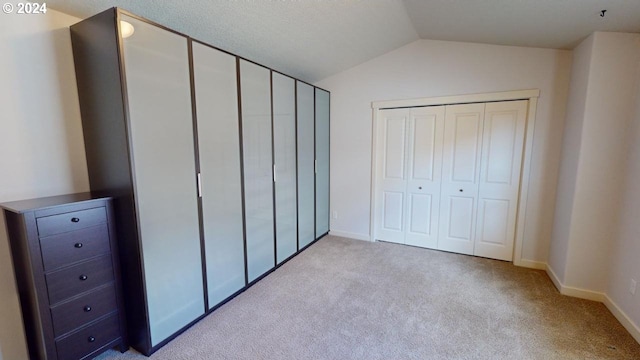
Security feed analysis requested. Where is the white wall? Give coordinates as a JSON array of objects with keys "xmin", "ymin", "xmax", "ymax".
[
  {"xmin": 564, "ymin": 32, "xmax": 640, "ymax": 292},
  {"xmin": 0, "ymin": 9, "xmax": 85, "ymax": 360},
  {"xmin": 608, "ymin": 74, "xmax": 640, "ymax": 330},
  {"xmin": 547, "ymin": 34, "xmax": 594, "ymax": 283},
  {"xmin": 315, "ymin": 39, "xmax": 572, "ymax": 263},
  {"xmin": 548, "ymin": 32, "xmax": 640, "ymax": 293},
  {"xmin": 546, "ymin": 32, "xmax": 640, "ymax": 337},
  {"xmin": 603, "ymin": 33, "xmax": 640, "ymax": 329}
]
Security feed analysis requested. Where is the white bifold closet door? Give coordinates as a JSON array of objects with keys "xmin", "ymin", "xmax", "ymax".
[
  {"xmin": 438, "ymin": 103, "xmax": 485, "ymax": 255},
  {"xmin": 240, "ymin": 60, "xmax": 275, "ymax": 282},
  {"xmin": 376, "ymin": 100, "xmax": 527, "ymax": 262},
  {"xmin": 272, "ymin": 73, "xmax": 298, "ymax": 264},
  {"xmin": 192, "ymin": 42, "xmax": 246, "ymax": 308},
  {"xmin": 473, "ymin": 101, "xmax": 527, "ymax": 260},
  {"xmin": 297, "ymin": 82, "xmax": 316, "ymax": 249},
  {"xmin": 438, "ymin": 101, "xmax": 527, "ymax": 260},
  {"xmin": 121, "ymin": 15, "xmax": 204, "ymax": 345},
  {"xmin": 375, "ymin": 106, "xmax": 445, "ymax": 248}
]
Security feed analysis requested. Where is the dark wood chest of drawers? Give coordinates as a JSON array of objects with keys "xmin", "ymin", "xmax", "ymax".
[{"xmin": 1, "ymin": 193, "xmax": 128, "ymax": 359}]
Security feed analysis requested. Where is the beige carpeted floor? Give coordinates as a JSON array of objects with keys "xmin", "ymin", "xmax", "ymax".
[{"xmin": 96, "ymin": 236, "xmax": 640, "ymax": 360}]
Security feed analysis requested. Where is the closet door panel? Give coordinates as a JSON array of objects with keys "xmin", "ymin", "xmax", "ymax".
[
  {"xmin": 272, "ymin": 73, "xmax": 297, "ymax": 264},
  {"xmin": 240, "ymin": 60, "xmax": 275, "ymax": 282},
  {"xmin": 438, "ymin": 103, "xmax": 485, "ymax": 256},
  {"xmin": 404, "ymin": 106, "xmax": 444, "ymax": 249},
  {"xmin": 192, "ymin": 43, "xmax": 245, "ymax": 308},
  {"xmin": 374, "ymin": 108, "xmax": 408, "ymax": 244},
  {"xmin": 121, "ymin": 15, "xmax": 204, "ymax": 345},
  {"xmin": 474, "ymin": 100, "xmax": 527, "ymax": 261},
  {"xmin": 407, "ymin": 194, "xmax": 431, "ymax": 235},
  {"xmin": 315, "ymin": 89, "xmax": 330, "ymax": 237},
  {"xmin": 297, "ymin": 82, "xmax": 315, "ymax": 249}
]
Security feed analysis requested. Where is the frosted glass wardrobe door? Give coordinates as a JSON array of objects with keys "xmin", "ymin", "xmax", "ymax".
[
  {"xmin": 192, "ymin": 42, "xmax": 246, "ymax": 308},
  {"xmin": 315, "ymin": 89, "xmax": 330, "ymax": 237},
  {"xmin": 297, "ymin": 82, "xmax": 315, "ymax": 249},
  {"xmin": 120, "ymin": 15, "xmax": 204, "ymax": 346},
  {"xmin": 240, "ymin": 60, "xmax": 275, "ymax": 282},
  {"xmin": 272, "ymin": 73, "xmax": 297, "ymax": 264}
]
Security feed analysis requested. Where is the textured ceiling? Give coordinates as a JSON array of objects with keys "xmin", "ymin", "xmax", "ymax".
[
  {"xmin": 46, "ymin": 0, "xmax": 419, "ymax": 83},
  {"xmin": 48, "ymin": 0, "xmax": 640, "ymax": 83},
  {"xmin": 404, "ymin": 0, "xmax": 640, "ymax": 49}
]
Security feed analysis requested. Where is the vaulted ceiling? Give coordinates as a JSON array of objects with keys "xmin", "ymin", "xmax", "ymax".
[{"xmin": 48, "ymin": 0, "xmax": 640, "ymax": 83}]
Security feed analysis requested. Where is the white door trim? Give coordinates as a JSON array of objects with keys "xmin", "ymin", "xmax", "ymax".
[
  {"xmin": 370, "ymin": 89, "xmax": 540, "ymax": 267},
  {"xmin": 371, "ymin": 89, "xmax": 540, "ymax": 109}
]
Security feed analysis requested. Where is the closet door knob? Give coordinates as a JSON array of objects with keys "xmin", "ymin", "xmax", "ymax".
[
  {"xmin": 71, "ymin": 217, "xmax": 80, "ymax": 223},
  {"xmin": 459, "ymin": 189, "xmax": 463, "ymax": 192},
  {"xmin": 88, "ymin": 336, "xmax": 95, "ymax": 343},
  {"xmin": 79, "ymin": 274, "xmax": 88, "ymax": 281},
  {"xmin": 84, "ymin": 305, "xmax": 92, "ymax": 312},
  {"xmin": 74, "ymin": 243, "xmax": 83, "ymax": 248},
  {"xmin": 418, "ymin": 186, "xmax": 422, "ymax": 190}
]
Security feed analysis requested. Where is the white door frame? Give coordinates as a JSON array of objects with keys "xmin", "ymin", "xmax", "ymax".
[{"xmin": 370, "ymin": 89, "xmax": 540, "ymax": 267}]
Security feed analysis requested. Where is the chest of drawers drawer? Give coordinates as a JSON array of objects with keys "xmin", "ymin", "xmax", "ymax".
[
  {"xmin": 39, "ymin": 224, "xmax": 111, "ymax": 271},
  {"xmin": 45, "ymin": 255, "xmax": 115, "ymax": 305},
  {"xmin": 1, "ymin": 194, "xmax": 128, "ymax": 359},
  {"xmin": 55, "ymin": 314, "xmax": 120, "ymax": 360},
  {"xmin": 37, "ymin": 207, "xmax": 107, "ymax": 237},
  {"xmin": 51, "ymin": 284, "xmax": 118, "ymax": 337}
]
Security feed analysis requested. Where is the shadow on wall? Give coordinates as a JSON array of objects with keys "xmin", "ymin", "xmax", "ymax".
[
  {"xmin": 51, "ymin": 27, "xmax": 88, "ymax": 192},
  {"xmin": 3, "ymin": 26, "xmax": 87, "ymax": 194},
  {"xmin": 523, "ymin": 54, "xmax": 573, "ymax": 261},
  {"xmin": 0, "ymin": 215, "xmax": 23, "ymax": 360}
]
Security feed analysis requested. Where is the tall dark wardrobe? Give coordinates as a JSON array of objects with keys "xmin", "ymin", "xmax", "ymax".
[{"xmin": 70, "ymin": 8, "xmax": 330, "ymax": 356}]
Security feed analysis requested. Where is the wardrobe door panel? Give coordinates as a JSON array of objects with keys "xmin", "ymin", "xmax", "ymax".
[
  {"xmin": 315, "ymin": 89, "xmax": 330, "ymax": 238},
  {"xmin": 297, "ymin": 82, "xmax": 315, "ymax": 249},
  {"xmin": 240, "ymin": 60, "xmax": 275, "ymax": 282},
  {"xmin": 192, "ymin": 43, "xmax": 246, "ymax": 307},
  {"xmin": 120, "ymin": 15, "xmax": 204, "ymax": 346},
  {"xmin": 272, "ymin": 73, "xmax": 298, "ymax": 264}
]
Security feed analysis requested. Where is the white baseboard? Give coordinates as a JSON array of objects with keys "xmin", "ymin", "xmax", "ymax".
[
  {"xmin": 545, "ymin": 264, "xmax": 640, "ymax": 344},
  {"xmin": 515, "ymin": 259, "xmax": 547, "ymax": 270},
  {"xmin": 545, "ymin": 264, "xmax": 563, "ymax": 293},
  {"xmin": 328, "ymin": 230, "xmax": 371, "ymax": 242},
  {"xmin": 545, "ymin": 264, "xmax": 606, "ymax": 302},
  {"xmin": 603, "ymin": 295, "xmax": 640, "ymax": 345},
  {"xmin": 560, "ymin": 286, "xmax": 606, "ymax": 302}
]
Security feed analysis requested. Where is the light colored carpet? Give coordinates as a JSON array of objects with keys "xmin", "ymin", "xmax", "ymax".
[{"xmin": 96, "ymin": 236, "xmax": 640, "ymax": 360}]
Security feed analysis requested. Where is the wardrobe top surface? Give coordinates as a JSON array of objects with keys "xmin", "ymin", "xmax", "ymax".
[{"xmin": 0, "ymin": 192, "xmax": 110, "ymax": 214}]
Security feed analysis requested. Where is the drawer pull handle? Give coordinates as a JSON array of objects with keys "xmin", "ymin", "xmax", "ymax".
[
  {"xmin": 79, "ymin": 274, "xmax": 88, "ymax": 281},
  {"xmin": 74, "ymin": 243, "xmax": 83, "ymax": 248},
  {"xmin": 71, "ymin": 217, "xmax": 80, "ymax": 223},
  {"xmin": 84, "ymin": 305, "xmax": 92, "ymax": 312},
  {"xmin": 88, "ymin": 336, "xmax": 95, "ymax": 343}
]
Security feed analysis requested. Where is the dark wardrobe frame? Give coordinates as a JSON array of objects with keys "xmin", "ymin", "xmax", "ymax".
[{"xmin": 70, "ymin": 7, "xmax": 330, "ymax": 356}]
